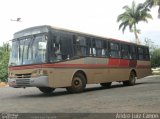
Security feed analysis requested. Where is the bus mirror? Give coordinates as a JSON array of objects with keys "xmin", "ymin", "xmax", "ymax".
[{"xmin": 38, "ymin": 42, "xmax": 46, "ymax": 50}]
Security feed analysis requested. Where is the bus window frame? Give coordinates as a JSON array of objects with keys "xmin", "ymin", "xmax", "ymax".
[
  {"xmin": 121, "ymin": 43, "xmax": 130, "ymax": 59},
  {"xmin": 109, "ymin": 41, "xmax": 121, "ymax": 58}
]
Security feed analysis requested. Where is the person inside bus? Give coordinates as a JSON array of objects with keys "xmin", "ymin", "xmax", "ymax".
[{"xmin": 54, "ymin": 46, "xmax": 62, "ymax": 61}]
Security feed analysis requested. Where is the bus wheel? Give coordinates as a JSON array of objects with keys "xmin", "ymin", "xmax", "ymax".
[
  {"xmin": 100, "ymin": 82, "xmax": 112, "ymax": 88},
  {"xmin": 66, "ymin": 73, "xmax": 86, "ymax": 93},
  {"xmin": 38, "ymin": 87, "xmax": 55, "ymax": 94},
  {"xmin": 123, "ymin": 71, "xmax": 136, "ymax": 86}
]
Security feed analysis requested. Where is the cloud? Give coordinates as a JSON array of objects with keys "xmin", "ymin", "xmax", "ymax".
[{"xmin": 0, "ymin": 0, "xmax": 159, "ymax": 47}]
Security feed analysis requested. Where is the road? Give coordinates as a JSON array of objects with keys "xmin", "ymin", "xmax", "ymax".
[{"xmin": 0, "ymin": 75, "xmax": 160, "ymax": 113}]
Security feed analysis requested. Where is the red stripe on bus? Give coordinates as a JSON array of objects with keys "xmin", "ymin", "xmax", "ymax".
[
  {"xmin": 119, "ymin": 59, "xmax": 129, "ymax": 67},
  {"xmin": 8, "ymin": 60, "xmax": 149, "ymax": 70},
  {"xmin": 108, "ymin": 58, "xmax": 120, "ymax": 66},
  {"xmin": 108, "ymin": 59, "xmax": 129, "ymax": 67},
  {"xmin": 9, "ymin": 64, "xmax": 108, "ymax": 70},
  {"xmin": 9, "ymin": 65, "xmax": 42, "ymax": 70}
]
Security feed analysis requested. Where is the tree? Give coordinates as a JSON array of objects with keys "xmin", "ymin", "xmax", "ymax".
[
  {"xmin": 0, "ymin": 43, "xmax": 10, "ymax": 82},
  {"xmin": 117, "ymin": 1, "xmax": 152, "ymax": 44},
  {"xmin": 144, "ymin": 38, "xmax": 158, "ymax": 53},
  {"xmin": 143, "ymin": 38, "xmax": 160, "ymax": 67},
  {"xmin": 145, "ymin": 0, "xmax": 160, "ymax": 18},
  {"xmin": 151, "ymin": 48, "xmax": 160, "ymax": 67}
]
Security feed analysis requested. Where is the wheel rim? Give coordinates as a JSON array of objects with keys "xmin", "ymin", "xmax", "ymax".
[{"xmin": 72, "ymin": 77, "xmax": 82, "ymax": 88}]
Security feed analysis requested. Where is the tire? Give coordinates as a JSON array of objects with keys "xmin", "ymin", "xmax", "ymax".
[
  {"xmin": 38, "ymin": 87, "xmax": 55, "ymax": 94},
  {"xmin": 123, "ymin": 71, "xmax": 136, "ymax": 86},
  {"xmin": 100, "ymin": 82, "xmax": 112, "ymax": 88},
  {"xmin": 66, "ymin": 73, "xmax": 86, "ymax": 93}
]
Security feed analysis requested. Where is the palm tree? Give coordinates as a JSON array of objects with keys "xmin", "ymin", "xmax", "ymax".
[
  {"xmin": 145, "ymin": 0, "xmax": 160, "ymax": 18},
  {"xmin": 117, "ymin": 1, "xmax": 152, "ymax": 44}
]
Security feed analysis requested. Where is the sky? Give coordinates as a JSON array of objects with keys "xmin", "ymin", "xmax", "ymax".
[{"xmin": 0, "ymin": 0, "xmax": 159, "ymax": 47}]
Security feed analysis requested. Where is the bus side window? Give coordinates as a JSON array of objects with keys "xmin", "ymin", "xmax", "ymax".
[
  {"xmin": 138, "ymin": 47, "xmax": 144, "ymax": 60},
  {"xmin": 110, "ymin": 42, "xmax": 120, "ymax": 58},
  {"xmin": 121, "ymin": 44, "xmax": 129, "ymax": 59},
  {"xmin": 73, "ymin": 36, "xmax": 87, "ymax": 57},
  {"xmin": 60, "ymin": 33, "xmax": 73, "ymax": 60},
  {"xmin": 92, "ymin": 38, "xmax": 104, "ymax": 57},
  {"xmin": 130, "ymin": 45, "xmax": 137, "ymax": 60},
  {"xmin": 49, "ymin": 34, "xmax": 62, "ymax": 62},
  {"xmin": 49, "ymin": 35, "xmax": 56, "ymax": 62},
  {"xmin": 92, "ymin": 39, "xmax": 96, "ymax": 56},
  {"xmin": 54, "ymin": 43, "xmax": 62, "ymax": 61},
  {"xmin": 144, "ymin": 47, "xmax": 150, "ymax": 60},
  {"xmin": 102, "ymin": 40, "xmax": 108, "ymax": 57},
  {"xmin": 95, "ymin": 39, "xmax": 102, "ymax": 57},
  {"xmin": 86, "ymin": 38, "xmax": 92, "ymax": 56}
]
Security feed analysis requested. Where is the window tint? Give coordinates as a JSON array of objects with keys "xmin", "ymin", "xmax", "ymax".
[
  {"xmin": 110, "ymin": 42, "xmax": 119, "ymax": 50},
  {"xmin": 49, "ymin": 33, "xmax": 73, "ymax": 62},
  {"xmin": 102, "ymin": 40, "xmax": 109, "ymax": 57},
  {"xmin": 138, "ymin": 47, "xmax": 144, "ymax": 60},
  {"xmin": 110, "ymin": 42, "xmax": 120, "ymax": 58},
  {"xmin": 92, "ymin": 38, "xmax": 107, "ymax": 57},
  {"xmin": 130, "ymin": 45, "xmax": 137, "ymax": 60},
  {"xmin": 95, "ymin": 40, "xmax": 102, "ymax": 48},
  {"xmin": 73, "ymin": 36, "xmax": 90, "ymax": 57},
  {"xmin": 144, "ymin": 47, "xmax": 150, "ymax": 60},
  {"xmin": 121, "ymin": 44, "xmax": 129, "ymax": 59},
  {"xmin": 49, "ymin": 31, "xmax": 150, "ymax": 61},
  {"xmin": 96, "ymin": 39, "xmax": 102, "ymax": 56}
]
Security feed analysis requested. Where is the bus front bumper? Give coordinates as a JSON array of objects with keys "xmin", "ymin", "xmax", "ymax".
[{"xmin": 8, "ymin": 76, "xmax": 49, "ymax": 88}]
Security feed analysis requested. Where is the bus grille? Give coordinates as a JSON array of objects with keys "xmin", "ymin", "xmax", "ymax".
[
  {"xmin": 16, "ymin": 79, "xmax": 30, "ymax": 86},
  {"xmin": 15, "ymin": 73, "xmax": 31, "ymax": 78}
]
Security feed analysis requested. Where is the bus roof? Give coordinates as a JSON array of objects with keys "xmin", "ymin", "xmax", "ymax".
[
  {"xmin": 14, "ymin": 25, "xmax": 147, "ymax": 47},
  {"xmin": 49, "ymin": 25, "xmax": 148, "ymax": 47},
  {"xmin": 50, "ymin": 25, "xmax": 131, "ymax": 43}
]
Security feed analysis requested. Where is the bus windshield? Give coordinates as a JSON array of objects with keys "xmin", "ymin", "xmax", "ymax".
[{"xmin": 9, "ymin": 35, "xmax": 47, "ymax": 66}]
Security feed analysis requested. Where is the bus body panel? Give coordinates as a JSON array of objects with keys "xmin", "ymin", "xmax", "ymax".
[
  {"xmin": 8, "ymin": 57, "xmax": 151, "ymax": 88},
  {"xmin": 8, "ymin": 25, "xmax": 152, "ymax": 90}
]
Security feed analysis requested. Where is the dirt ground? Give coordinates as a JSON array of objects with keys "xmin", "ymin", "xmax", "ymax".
[
  {"xmin": 0, "ymin": 82, "xmax": 7, "ymax": 87},
  {"xmin": 0, "ymin": 75, "xmax": 160, "ymax": 113}
]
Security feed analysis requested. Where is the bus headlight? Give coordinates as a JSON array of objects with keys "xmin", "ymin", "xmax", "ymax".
[
  {"xmin": 9, "ymin": 72, "xmax": 15, "ymax": 78},
  {"xmin": 38, "ymin": 69, "xmax": 48, "ymax": 76},
  {"xmin": 32, "ymin": 69, "xmax": 48, "ymax": 77}
]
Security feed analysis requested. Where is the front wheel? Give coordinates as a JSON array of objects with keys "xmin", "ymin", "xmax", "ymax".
[
  {"xmin": 38, "ymin": 87, "xmax": 55, "ymax": 94},
  {"xmin": 66, "ymin": 73, "xmax": 86, "ymax": 93},
  {"xmin": 123, "ymin": 71, "xmax": 136, "ymax": 86}
]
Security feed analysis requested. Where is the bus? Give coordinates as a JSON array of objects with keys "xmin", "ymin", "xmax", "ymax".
[{"xmin": 8, "ymin": 25, "xmax": 151, "ymax": 94}]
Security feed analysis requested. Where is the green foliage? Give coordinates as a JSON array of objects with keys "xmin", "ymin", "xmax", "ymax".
[
  {"xmin": 117, "ymin": 1, "xmax": 152, "ymax": 44},
  {"xmin": 144, "ymin": 38, "xmax": 158, "ymax": 53},
  {"xmin": 145, "ymin": 0, "xmax": 160, "ymax": 18},
  {"xmin": 143, "ymin": 38, "xmax": 160, "ymax": 67},
  {"xmin": 0, "ymin": 43, "xmax": 10, "ymax": 82},
  {"xmin": 151, "ymin": 48, "xmax": 160, "ymax": 67}
]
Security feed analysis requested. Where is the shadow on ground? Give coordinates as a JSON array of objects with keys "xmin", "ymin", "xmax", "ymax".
[{"xmin": 17, "ymin": 82, "xmax": 149, "ymax": 98}]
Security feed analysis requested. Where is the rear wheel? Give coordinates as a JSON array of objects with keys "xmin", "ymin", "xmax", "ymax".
[
  {"xmin": 66, "ymin": 73, "xmax": 86, "ymax": 93},
  {"xmin": 38, "ymin": 87, "xmax": 55, "ymax": 94},
  {"xmin": 123, "ymin": 71, "xmax": 136, "ymax": 86},
  {"xmin": 100, "ymin": 82, "xmax": 112, "ymax": 88}
]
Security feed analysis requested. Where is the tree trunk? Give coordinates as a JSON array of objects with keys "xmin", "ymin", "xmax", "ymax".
[{"xmin": 133, "ymin": 24, "xmax": 140, "ymax": 44}]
